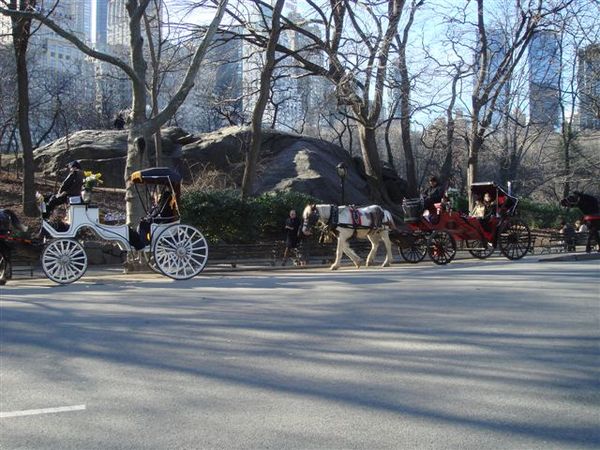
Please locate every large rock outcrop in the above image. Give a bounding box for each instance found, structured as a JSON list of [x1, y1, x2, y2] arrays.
[[33, 128, 188, 187], [30, 126, 407, 205]]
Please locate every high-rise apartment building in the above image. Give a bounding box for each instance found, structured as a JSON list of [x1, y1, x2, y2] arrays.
[[242, 2, 333, 130], [92, 0, 109, 46], [529, 31, 560, 129], [577, 44, 600, 130]]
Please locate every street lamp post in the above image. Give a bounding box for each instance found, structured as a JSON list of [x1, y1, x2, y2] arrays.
[[336, 162, 347, 205]]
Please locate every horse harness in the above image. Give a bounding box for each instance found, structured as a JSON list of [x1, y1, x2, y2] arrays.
[[316, 205, 384, 243]]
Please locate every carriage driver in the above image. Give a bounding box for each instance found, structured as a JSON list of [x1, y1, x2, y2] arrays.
[[422, 176, 444, 210], [43, 160, 84, 219]]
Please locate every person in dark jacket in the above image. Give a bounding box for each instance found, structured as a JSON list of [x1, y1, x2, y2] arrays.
[[135, 190, 177, 248], [282, 209, 301, 265], [422, 176, 444, 210], [113, 113, 125, 130], [43, 160, 84, 219]]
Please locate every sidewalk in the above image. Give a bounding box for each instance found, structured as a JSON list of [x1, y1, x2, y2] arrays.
[[538, 251, 600, 262]]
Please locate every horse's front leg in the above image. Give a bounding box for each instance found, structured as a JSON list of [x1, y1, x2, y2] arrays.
[[330, 239, 344, 270], [381, 231, 393, 267], [366, 233, 380, 267]]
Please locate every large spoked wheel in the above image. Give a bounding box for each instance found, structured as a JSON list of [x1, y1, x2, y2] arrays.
[[0, 248, 12, 285], [399, 233, 427, 263], [466, 238, 495, 259], [498, 218, 531, 260], [428, 231, 456, 265], [142, 252, 162, 274], [153, 224, 209, 280], [42, 239, 88, 284]]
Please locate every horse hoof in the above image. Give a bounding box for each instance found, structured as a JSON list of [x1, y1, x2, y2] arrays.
[[330, 265, 339, 271]]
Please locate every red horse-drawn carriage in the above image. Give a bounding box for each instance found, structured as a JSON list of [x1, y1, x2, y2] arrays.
[[399, 182, 531, 265]]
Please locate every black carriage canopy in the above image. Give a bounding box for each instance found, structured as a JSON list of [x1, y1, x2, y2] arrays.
[[131, 167, 181, 197], [470, 182, 518, 215]]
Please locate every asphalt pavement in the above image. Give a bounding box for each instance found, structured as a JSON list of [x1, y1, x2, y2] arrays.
[[1, 257, 599, 449]]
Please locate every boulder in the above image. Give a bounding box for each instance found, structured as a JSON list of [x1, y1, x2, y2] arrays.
[[33, 127, 188, 187], [181, 127, 375, 205], [31, 126, 407, 206]]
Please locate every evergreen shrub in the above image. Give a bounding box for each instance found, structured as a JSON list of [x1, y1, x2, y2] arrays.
[[181, 189, 320, 243]]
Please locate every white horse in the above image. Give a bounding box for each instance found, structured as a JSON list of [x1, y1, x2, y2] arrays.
[[301, 204, 396, 270]]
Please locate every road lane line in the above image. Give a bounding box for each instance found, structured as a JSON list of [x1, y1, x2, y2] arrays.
[[0, 404, 86, 418]]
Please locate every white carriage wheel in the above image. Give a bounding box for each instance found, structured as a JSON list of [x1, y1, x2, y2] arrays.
[[152, 224, 208, 280], [42, 238, 88, 284]]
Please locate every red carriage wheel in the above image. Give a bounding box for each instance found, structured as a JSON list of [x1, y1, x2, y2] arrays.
[[399, 233, 427, 263], [427, 231, 456, 265], [498, 218, 531, 260], [466, 239, 495, 259]]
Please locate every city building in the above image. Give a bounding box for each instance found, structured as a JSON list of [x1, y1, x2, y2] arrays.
[[529, 31, 560, 129], [577, 44, 600, 130], [242, 2, 334, 131]]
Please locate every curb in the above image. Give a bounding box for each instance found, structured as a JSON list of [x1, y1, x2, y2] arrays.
[[538, 253, 600, 262]]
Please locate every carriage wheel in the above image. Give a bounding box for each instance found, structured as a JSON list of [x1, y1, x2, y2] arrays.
[[0, 249, 11, 285], [153, 224, 209, 280], [466, 239, 495, 259], [427, 231, 456, 265], [399, 233, 427, 263], [498, 218, 531, 260], [41, 239, 88, 284], [142, 252, 162, 274]]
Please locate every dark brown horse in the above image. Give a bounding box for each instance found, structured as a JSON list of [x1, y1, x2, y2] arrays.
[[561, 192, 600, 253]]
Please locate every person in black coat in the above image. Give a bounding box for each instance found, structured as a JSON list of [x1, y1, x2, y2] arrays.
[[43, 160, 84, 219], [134, 190, 177, 248], [282, 209, 301, 265], [422, 176, 444, 210]]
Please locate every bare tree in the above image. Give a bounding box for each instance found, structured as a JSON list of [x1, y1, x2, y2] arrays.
[[1, 0, 229, 224], [240, 0, 285, 199], [3, 0, 37, 216], [227, 0, 406, 203], [466, 0, 570, 207]]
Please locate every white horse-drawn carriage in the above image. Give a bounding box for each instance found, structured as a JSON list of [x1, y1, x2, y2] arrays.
[[38, 167, 208, 284]]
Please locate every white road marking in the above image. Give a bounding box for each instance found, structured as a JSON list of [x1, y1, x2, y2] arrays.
[[0, 404, 86, 418]]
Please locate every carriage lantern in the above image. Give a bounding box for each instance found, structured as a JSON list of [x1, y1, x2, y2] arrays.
[[336, 162, 347, 204]]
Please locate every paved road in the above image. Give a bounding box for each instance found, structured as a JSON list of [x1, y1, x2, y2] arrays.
[[1, 258, 599, 449]]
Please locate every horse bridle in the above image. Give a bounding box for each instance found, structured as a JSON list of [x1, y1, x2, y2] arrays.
[[302, 206, 320, 235]]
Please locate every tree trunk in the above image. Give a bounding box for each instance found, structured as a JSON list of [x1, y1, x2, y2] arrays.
[[240, 0, 285, 200], [11, 3, 36, 216], [357, 124, 384, 202], [562, 134, 571, 199], [384, 117, 395, 169], [398, 48, 417, 198], [467, 122, 483, 208], [439, 116, 455, 188]]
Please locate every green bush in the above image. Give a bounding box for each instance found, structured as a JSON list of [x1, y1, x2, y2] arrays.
[[181, 189, 319, 243], [518, 199, 581, 229]]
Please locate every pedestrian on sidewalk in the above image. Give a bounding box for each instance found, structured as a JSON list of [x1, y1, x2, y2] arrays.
[[282, 209, 300, 266]]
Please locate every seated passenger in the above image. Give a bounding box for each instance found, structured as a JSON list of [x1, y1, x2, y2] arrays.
[[470, 196, 485, 218], [137, 190, 176, 247], [482, 192, 495, 218]]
